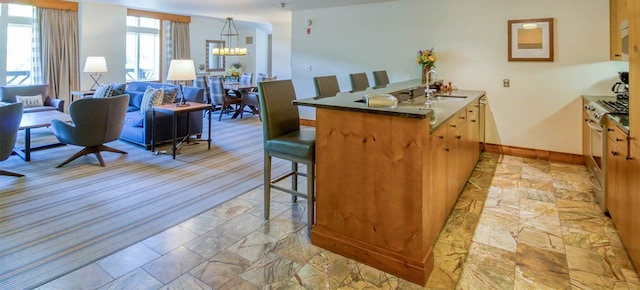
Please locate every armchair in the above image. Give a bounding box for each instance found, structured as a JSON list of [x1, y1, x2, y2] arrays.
[[0, 84, 64, 113], [0, 102, 24, 177], [52, 94, 129, 168]]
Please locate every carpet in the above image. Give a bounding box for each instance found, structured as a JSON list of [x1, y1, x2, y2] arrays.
[[0, 116, 287, 289]]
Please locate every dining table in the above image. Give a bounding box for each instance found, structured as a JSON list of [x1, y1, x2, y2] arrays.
[[225, 83, 259, 119]]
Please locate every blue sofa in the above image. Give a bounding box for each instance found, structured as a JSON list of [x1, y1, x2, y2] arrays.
[[119, 81, 205, 149]]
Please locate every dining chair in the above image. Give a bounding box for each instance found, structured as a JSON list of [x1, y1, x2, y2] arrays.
[[313, 75, 340, 98], [349, 72, 369, 92], [258, 79, 316, 235], [241, 76, 276, 121], [372, 70, 390, 89], [208, 75, 242, 121], [0, 102, 24, 177], [239, 72, 253, 85]]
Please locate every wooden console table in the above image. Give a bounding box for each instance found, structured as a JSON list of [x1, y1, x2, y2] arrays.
[[150, 102, 213, 159]]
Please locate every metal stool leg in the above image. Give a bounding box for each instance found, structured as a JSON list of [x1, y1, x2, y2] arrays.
[[291, 162, 298, 202], [264, 151, 272, 219]]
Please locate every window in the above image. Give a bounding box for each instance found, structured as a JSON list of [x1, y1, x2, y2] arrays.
[[126, 16, 160, 82], [0, 4, 35, 86]]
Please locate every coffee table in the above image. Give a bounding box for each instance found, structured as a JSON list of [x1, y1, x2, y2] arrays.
[[15, 110, 72, 161]]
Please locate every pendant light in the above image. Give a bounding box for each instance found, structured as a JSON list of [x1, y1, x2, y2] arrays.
[[212, 17, 247, 56]]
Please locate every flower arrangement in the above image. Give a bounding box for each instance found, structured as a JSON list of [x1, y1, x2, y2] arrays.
[[416, 48, 436, 68], [198, 64, 206, 71]]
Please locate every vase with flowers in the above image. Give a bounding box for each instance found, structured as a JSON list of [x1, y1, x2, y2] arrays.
[[416, 48, 436, 85]]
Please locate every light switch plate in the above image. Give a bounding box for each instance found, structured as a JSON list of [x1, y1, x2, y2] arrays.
[[503, 79, 510, 87]]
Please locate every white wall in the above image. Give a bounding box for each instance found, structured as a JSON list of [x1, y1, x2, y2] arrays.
[[78, 2, 127, 87], [291, 0, 628, 155]]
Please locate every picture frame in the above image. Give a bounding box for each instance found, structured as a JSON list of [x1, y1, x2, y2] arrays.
[[508, 18, 554, 62]]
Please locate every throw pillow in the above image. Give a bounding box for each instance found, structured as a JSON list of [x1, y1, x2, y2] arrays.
[[15, 95, 44, 107], [139, 86, 164, 112], [93, 84, 113, 98], [160, 86, 179, 104], [110, 82, 127, 97]]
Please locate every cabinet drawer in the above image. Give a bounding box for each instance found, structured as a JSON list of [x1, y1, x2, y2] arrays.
[[467, 104, 478, 123], [606, 121, 627, 145]]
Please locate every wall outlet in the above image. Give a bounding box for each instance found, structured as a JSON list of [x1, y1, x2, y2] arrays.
[[503, 79, 510, 87], [305, 65, 312, 71]]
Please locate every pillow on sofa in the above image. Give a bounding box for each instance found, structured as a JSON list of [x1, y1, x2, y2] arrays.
[[160, 86, 178, 104], [16, 94, 44, 107], [110, 82, 127, 97], [139, 86, 164, 112], [124, 111, 144, 127], [93, 84, 113, 98], [126, 91, 144, 112]]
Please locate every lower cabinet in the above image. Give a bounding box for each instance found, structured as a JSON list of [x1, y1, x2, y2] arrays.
[[430, 125, 448, 234], [605, 120, 629, 242], [628, 141, 640, 270]]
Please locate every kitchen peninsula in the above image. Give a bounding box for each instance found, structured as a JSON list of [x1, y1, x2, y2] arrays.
[[294, 80, 485, 285]]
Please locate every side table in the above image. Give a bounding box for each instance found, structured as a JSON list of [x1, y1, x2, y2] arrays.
[[150, 102, 213, 159], [70, 90, 95, 102]]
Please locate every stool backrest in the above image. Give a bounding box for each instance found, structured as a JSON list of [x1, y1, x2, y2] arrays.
[[313, 75, 340, 98], [258, 79, 300, 141], [349, 72, 369, 92], [373, 70, 389, 88]]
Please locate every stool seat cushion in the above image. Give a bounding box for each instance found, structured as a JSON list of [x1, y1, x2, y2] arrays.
[[264, 129, 315, 160]]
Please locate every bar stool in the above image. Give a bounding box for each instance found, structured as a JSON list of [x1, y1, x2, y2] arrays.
[[349, 72, 369, 92], [258, 79, 316, 235], [372, 70, 389, 89], [313, 75, 340, 98]]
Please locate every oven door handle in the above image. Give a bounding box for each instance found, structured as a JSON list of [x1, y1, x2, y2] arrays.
[[588, 174, 603, 191], [586, 120, 603, 132]]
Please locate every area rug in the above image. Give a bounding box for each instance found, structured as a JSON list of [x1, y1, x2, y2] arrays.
[[0, 117, 287, 289]]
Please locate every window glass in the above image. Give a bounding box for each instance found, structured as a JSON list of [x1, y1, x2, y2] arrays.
[[8, 4, 32, 17], [6, 24, 33, 85], [126, 16, 160, 82], [1, 4, 35, 86]]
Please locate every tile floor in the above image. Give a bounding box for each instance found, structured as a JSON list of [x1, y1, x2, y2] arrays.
[[37, 153, 639, 289]]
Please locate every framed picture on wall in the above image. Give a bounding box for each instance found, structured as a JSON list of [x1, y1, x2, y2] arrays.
[[508, 18, 554, 61]]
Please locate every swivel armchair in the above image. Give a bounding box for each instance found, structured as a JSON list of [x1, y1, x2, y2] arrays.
[[258, 79, 315, 235], [0, 102, 24, 177], [51, 94, 129, 168]]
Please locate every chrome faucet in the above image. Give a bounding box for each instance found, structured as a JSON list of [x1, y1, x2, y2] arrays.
[[426, 69, 437, 88]]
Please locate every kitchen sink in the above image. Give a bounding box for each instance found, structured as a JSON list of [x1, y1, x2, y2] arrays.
[[432, 94, 467, 101]]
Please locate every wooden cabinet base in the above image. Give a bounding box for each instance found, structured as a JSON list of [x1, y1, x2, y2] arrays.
[[311, 226, 433, 285]]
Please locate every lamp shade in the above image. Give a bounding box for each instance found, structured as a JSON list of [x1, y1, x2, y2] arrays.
[[167, 59, 196, 81], [83, 56, 108, 73]]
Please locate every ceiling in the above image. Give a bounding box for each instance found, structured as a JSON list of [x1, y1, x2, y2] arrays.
[[75, 0, 398, 26]]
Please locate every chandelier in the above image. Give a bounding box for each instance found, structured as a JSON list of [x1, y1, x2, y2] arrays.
[[213, 17, 247, 56]]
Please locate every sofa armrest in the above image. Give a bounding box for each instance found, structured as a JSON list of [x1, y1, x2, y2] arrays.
[[45, 97, 65, 112]]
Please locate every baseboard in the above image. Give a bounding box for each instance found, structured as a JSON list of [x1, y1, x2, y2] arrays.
[[484, 143, 584, 165], [300, 118, 316, 127]]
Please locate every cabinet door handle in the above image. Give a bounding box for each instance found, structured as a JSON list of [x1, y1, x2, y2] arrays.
[[460, 116, 466, 120], [615, 53, 622, 57], [608, 128, 614, 132], [450, 124, 457, 128], [612, 151, 619, 156], [616, 138, 624, 142], [456, 135, 462, 139], [445, 148, 450, 152], [438, 135, 444, 139], [471, 120, 477, 123]]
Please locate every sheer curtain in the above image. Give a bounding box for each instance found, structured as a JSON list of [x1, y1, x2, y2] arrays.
[[164, 20, 192, 85], [38, 7, 79, 106]]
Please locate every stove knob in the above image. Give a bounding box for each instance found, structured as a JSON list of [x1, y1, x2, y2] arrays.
[[593, 112, 600, 119]]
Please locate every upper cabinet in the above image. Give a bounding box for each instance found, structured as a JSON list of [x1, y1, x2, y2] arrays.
[[611, 0, 629, 61]]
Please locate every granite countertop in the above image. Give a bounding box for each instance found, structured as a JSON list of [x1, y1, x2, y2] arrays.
[[294, 79, 486, 132]]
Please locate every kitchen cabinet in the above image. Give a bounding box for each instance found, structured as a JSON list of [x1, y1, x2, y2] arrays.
[[605, 119, 629, 243], [466, 102, 480, 169], [610, 0, 628, 60], [446, 110, 466, 214], [430, 125, 448, 234], [625, 0, 639, 271]]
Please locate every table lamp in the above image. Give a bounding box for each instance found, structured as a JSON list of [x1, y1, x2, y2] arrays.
[[167, 59, 196, 107], [83, 56, 108, 90]]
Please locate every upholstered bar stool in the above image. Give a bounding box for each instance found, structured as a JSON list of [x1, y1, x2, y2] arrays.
[[258, 79, 316, 235], [372, 70, 389, 89], [313, 75, 340, 98], [349, 72, 369, 92]]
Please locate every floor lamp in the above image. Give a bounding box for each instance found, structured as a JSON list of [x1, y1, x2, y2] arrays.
[[167, 59, 196, 107], [84, 56, 108, 90]]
